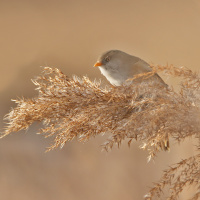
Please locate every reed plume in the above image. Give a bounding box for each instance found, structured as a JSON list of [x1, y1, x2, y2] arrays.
[[2, 65, 199, 199]]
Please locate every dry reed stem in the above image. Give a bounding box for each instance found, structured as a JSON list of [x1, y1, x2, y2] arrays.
[[1, 65, 200, 199]]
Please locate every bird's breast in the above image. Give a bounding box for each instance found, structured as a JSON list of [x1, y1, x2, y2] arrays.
[[98, 66, 124, 86]]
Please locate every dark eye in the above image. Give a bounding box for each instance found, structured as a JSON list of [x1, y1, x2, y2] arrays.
[[105, 56, 110, 62]]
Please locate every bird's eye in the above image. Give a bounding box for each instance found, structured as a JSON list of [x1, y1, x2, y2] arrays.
[[105, 56, 110, 62]]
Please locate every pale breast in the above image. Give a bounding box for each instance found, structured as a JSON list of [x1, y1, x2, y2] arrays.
[[98, 67, 123, 86]]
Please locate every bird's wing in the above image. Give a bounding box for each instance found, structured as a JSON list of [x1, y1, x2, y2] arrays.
[[130, 59, 152, 75], [131, 59, 167, 86]]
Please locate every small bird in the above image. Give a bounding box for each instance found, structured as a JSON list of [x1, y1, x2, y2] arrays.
[[94, 50, 166, 87], [94, 50, 169, 151]]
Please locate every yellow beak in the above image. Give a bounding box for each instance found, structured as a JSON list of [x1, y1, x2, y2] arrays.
[[93, 62, 102, 67]]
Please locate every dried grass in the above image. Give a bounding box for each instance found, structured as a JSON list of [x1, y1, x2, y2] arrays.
[[1, 65, 200, 199]]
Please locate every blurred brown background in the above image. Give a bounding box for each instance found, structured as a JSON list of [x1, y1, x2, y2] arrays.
[[0, 0, 199, 199]]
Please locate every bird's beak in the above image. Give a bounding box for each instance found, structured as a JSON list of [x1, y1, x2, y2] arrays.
[[93, 62, 102, 67]]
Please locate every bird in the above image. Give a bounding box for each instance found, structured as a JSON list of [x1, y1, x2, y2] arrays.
[[93, 50, 166, 87], [93, 50, 169, 151]]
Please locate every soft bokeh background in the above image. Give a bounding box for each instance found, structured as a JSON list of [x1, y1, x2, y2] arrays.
[[0, 0, 199, 199]]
